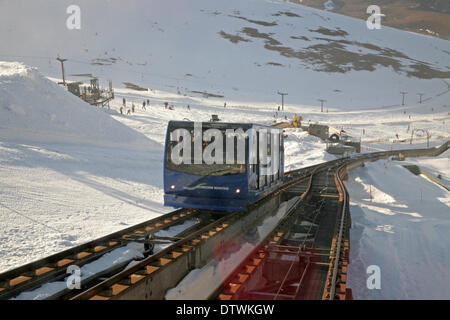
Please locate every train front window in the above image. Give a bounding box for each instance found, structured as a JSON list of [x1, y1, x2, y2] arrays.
[[165, 126, 247, 176]]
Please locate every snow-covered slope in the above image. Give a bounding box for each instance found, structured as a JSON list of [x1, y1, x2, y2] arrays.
[[346, 156, 450, 299], [0, 62, 156, 150], [0, 61, 332, 274], [0, 0, 448, 109]]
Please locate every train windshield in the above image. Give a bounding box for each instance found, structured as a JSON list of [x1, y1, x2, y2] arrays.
[[165, 124, 247, 176]]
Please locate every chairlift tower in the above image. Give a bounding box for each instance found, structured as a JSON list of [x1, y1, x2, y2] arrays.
[[277, 92, 288, 111], [56, 57, 68, 86], [318, 99, 326, 113]]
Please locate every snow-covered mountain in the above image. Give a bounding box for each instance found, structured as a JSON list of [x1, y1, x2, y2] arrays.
[[0, 0, 449, 109]]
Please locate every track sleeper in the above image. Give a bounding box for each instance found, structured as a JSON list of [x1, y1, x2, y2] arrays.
[[181, 245, 192, 252], [129, 274, 146, 284], [110, 283, 129, 296], [9, 276, 31, 287], [159, 258, 172, 266], [236, 273, 249, 283], [89, 294, 111, 300], [93, 246, 107, 252], [145, 265, 160, 274], [35, 266, 54, 276], [245, 265, 256, 274], [56, 258, 74, 267], [171, 251, 183, 259], [76, 252, 92, 259], [227, 283, 241, 294]]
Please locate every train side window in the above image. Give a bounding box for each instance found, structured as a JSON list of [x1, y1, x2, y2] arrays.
[[256, 130, 263, 189], [275, 132, 281, 181], [267, 132, 273, 185]]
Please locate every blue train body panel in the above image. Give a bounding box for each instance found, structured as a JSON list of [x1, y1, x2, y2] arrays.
[[163, 121, 284, 212], [164, 170, 249, 211]]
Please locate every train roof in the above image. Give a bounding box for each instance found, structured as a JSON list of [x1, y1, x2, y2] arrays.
[[167, 120, 280, 130]]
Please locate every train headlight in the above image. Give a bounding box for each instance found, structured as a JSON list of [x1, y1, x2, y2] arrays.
[[236, 189, 240, 194], [171, 185, 175, 190]]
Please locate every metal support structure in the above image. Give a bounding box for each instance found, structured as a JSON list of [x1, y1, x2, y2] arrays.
[[318, 99, 326, 113], [56, 58, 68, 86], [410, 128, 431, 147], [417, 93, 424, 104], [278, 92, 288, 111], [400, 92, 408, 106]]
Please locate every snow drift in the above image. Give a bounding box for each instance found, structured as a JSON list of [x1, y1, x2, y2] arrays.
[[0, 61, 156, 150]]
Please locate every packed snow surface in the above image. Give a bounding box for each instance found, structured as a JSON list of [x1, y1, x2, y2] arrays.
[[346, 156, 450, 299]]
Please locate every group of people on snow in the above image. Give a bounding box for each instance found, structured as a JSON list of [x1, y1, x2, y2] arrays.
[[119, 97, 193, 115], [120, 98, 152, 115]]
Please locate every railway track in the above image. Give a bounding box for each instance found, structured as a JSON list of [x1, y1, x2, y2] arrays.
[[209, 161, 350, 300], [0, 208, 214, 300], [1, 141, 448, 300], [0, 165, 315, 301], [207, 141, 449, 300], [70, 168, 318, 300]]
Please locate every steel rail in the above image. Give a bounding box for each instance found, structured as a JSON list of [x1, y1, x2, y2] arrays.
[[0, 164, 317, 301], [327, 165, 348, 300], [273, 197, 324, 300], [71, 167, 318, 300], [208, 168, 317, 300], [71, 212, 242, 300], [0, 208, 200, 300], [68, 141, 450, 300]]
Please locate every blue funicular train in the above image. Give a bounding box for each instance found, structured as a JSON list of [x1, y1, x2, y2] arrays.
[[163, 121, 284, 212]]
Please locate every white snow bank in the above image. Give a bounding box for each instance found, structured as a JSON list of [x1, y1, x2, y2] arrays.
[[346, 158, 450, 299], [403, 154, 450, 187], [284, 129, 336, 170], [0, 62, 157, 150]]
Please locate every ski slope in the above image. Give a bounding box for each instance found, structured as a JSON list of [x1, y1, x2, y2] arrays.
[[0, 0, 449, 109]]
